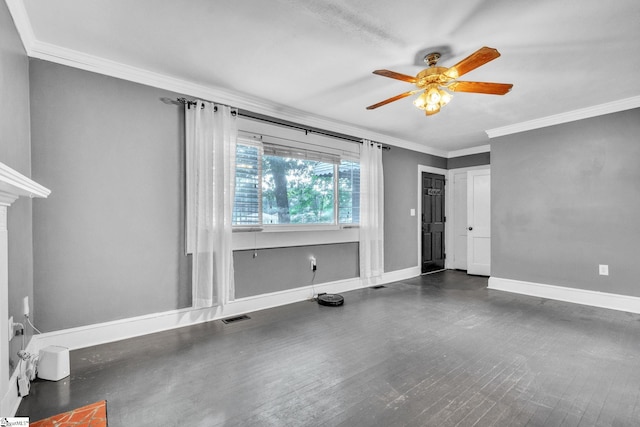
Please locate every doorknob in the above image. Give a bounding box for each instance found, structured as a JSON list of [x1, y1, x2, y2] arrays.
[[468, 226, 473, 231]]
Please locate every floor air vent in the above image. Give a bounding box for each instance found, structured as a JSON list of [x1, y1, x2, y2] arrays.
[[370, 285, 386, 289], [221, 315, 251, 324]]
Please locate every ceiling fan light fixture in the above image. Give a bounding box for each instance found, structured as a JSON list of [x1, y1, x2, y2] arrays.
[[368, 46, 512, 116], [425, 104, 440, 115], [439, 89, 452, 105], [413, 92, 428, 109], [426, 85, 441, 105], [413, 85, 452, 115], [444, 68, 459, 79]]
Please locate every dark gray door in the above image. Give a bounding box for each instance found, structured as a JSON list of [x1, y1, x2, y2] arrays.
[[422, 172, 445, 273]]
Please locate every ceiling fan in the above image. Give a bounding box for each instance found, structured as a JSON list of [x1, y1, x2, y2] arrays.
[[367, 46, 513, 116]]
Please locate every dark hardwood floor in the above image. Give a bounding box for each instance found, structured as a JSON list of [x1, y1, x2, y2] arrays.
[[17, 270, 640, 426]]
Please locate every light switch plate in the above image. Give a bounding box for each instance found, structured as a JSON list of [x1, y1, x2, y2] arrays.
[[599, 264, 609, 276]]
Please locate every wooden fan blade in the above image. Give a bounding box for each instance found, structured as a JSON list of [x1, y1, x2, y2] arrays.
[[444, 46, 501, 79], [366, 90, 420, 110], [372, 69, 417, 84], [447, 81, 513, 95]]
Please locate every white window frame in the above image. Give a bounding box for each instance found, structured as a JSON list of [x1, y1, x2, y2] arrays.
[[232, 133, 360, 232], [233, 135, 264, 231]]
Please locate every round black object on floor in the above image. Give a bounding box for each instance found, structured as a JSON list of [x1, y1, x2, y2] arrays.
[[317, 293, 344, 307]]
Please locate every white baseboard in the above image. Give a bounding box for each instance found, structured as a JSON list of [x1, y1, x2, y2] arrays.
[[488, 277, 640, 314], [1, 337, 38, 416], [228, 277, 363, 315], [1, 372, 19, 417], [382, 266, 421, 284], [5, 266, 422, 415], [33, 268, 421, 353]]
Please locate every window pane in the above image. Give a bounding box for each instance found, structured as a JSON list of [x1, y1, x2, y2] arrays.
[[338, 160, 360, 224], [262, 156, 334, 224], [233, 144, 260, 225]]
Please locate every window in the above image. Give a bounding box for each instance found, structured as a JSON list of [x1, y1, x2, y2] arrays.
[[338, 160, 360, 224], [233, 140, 360, 228], [233, 143, 261, 226], [263, 155, 334, 224]]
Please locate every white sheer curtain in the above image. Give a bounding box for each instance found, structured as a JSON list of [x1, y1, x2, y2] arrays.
[[359, 139, 384, 284], [185, 100, 237, 308]]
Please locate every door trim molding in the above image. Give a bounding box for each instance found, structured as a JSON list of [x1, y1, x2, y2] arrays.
[[417, 165, 449, 271], [489, 277, 640, 314]]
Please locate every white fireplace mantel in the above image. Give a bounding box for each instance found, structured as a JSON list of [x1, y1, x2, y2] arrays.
[[1, 160, 50, 415], [0, 161, 51, 205]]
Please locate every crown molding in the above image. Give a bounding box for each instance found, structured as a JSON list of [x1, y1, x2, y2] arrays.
[[23, 39, 449, 158], [486, 96, 640, 139], [447, 144, 490, 158], [9, 1, 638, 159], [4, 0, 448, 157]]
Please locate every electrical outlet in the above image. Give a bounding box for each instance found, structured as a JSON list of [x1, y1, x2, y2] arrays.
[[8, 316, 13, 342], [310, 256, 317, 271], [23, 296, 29, 317], [599, 264, 609, 276]]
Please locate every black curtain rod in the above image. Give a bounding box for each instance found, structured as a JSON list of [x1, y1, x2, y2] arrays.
[[175, 97, 390, 150], [177, 97, 205, 109], [177, 98, 236, 115]]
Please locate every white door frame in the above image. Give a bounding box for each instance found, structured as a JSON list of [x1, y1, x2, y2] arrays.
[[417, 165, 449, 271]]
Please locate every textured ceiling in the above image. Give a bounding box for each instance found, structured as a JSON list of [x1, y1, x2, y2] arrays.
[[14, 0, 640, 153]]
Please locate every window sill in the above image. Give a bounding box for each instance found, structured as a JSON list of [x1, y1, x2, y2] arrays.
[[232, 227, 359, 250], [252, 224, 342, 233]]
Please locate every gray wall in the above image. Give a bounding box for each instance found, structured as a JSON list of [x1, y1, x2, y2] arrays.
[[447, 152, 490, 169], [27, 57, 464, 332], [234, 145, 448, 295], [30, 60, 191, 331], [383, 147, 447, 272], [1, 1, 34, 376], [234, 243, 358, 298], [26, 61, 374, 332], [235, 145, 449, 295], [492, 108, 640, 297]]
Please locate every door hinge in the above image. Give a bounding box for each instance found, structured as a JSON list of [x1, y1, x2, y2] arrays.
[[444, 253, 447, 259], [444, 216, 446, 223]]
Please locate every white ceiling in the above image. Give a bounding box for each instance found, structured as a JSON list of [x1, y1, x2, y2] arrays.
[[10, 0, 640, 153]]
